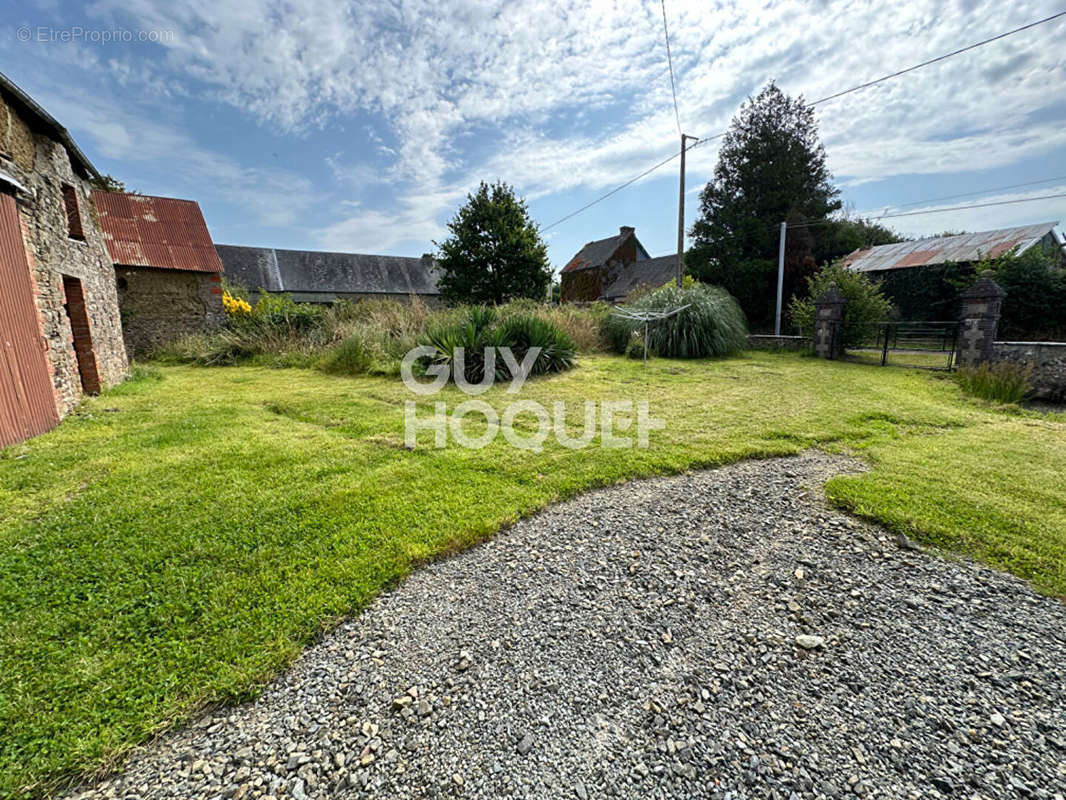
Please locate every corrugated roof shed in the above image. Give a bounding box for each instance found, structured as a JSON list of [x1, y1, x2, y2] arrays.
[[843, 222, 1059, 273], [603, 255, 678, 301], [215, 245, 441, 296], [93, 191, 224, 273]]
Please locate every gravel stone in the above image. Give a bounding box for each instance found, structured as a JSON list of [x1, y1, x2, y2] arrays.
[[67, 453, 1066, 799]]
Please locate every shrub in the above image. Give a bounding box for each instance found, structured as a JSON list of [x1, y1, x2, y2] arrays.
[[494, 314, 576, 375], [242, 292, 323, 334], [320, 331, 375, 375], [418, 308, 576, 383], [603, 282, 748, 359], [956, 362, 1032, 404], [789, 263, 893, 348], [979, 247, 1066, 341]]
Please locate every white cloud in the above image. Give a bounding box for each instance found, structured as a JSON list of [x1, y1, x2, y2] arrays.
[[28, 0, 1066, 247], [38, 92, 315, 230]]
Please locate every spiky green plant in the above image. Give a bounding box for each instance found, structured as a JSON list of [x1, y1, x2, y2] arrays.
[[493, 314, 576, 376]]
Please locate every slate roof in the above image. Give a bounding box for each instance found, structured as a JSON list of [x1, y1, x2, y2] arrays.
[[562, 227, 648, 273], [215, 245, 441, 297], [93, 191, 224, 273], [843, 222, 1060, 273], [603, 255, 678, 301]]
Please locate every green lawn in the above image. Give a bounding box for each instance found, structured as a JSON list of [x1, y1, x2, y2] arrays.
[[1, 352, 1063, 797]]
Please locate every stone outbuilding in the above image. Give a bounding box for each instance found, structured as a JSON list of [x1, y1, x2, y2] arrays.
[[560, 226, 678, 303], [215, 244, 442, 305], [93, 191, 226, 357], [0, 70, 127, 447]]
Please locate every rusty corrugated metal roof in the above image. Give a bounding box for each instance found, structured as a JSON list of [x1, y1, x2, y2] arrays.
[[843, 222, 1059, 273], [92, 191, 224, 273]]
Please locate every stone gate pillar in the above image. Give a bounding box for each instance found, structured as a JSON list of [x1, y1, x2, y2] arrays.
[[813, 284, 845, 360], [956, 270, 1005, 367]]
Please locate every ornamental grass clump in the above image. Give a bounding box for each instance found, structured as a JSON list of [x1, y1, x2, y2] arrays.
[[956, 362, 1032, 405], [604, 281, 748, 359]]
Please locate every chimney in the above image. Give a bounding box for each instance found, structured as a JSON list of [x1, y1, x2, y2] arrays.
[[619, 226, 634, 236]]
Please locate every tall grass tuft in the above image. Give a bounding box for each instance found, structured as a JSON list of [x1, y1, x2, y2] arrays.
[[604, 282, 748, 359], [956, 362, 1032, 404]]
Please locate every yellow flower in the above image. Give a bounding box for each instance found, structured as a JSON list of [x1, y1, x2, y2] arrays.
[[223, 291, 252, 316]]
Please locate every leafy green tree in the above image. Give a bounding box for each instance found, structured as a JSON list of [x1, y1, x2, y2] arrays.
[[687, 82, 841, 330], [435, 181, 551, 305], [980, 246, 1066, 340], [817, 217, 902, 262], [789, 263, 893, 348], [89, 174, 128, 193]]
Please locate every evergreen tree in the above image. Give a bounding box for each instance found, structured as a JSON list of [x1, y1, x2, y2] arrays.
[[436, 181, 551, 305], [687, 83, 840, 329]]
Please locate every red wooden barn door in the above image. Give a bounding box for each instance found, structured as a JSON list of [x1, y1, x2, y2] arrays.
[[0, 191, 59, 447]]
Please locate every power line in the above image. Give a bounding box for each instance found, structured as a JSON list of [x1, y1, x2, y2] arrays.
[[807, 11, 1066, 107], [661, 0, 683, 137], [540, 10, 1066, 232], [874, 191, 1066, 220], [886, 175, 1066, 210], [786, 191, 1066, 230], [543, 150, 682, 231]]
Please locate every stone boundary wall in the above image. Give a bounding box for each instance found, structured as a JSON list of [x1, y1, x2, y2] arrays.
[[747, 334, 811, 351], [991, 342, 1066, 402]]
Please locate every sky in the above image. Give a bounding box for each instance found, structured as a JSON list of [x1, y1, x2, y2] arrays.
[[2, 0, 1064, 274]]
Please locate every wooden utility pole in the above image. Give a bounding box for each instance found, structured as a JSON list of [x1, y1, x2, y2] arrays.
[[676, 134, 697, 288]]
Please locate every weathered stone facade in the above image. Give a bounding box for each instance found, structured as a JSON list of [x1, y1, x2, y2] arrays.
[[116, 267, 224, 357], [1, 93, 127, 420]]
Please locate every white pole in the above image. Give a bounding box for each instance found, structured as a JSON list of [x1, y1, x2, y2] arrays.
[[675, 134, 686, 288], [774, 221, 787, 336]]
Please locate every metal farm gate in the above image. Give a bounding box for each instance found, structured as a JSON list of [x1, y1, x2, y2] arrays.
[[847, 321, 960, 370], [0, 191, 59, 447]]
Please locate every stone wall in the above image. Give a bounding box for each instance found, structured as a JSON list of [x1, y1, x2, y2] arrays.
[[117, 267, 225, 357], [991, 342, 1066, 402], [747, 334, 811, 351], [1, 95, 127, 419]]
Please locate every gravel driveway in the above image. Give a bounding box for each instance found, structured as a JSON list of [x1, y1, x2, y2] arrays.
[[73, 453, 1066, 800]]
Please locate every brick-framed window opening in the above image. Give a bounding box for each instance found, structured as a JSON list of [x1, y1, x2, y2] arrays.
[[60, 183, 85, 240]]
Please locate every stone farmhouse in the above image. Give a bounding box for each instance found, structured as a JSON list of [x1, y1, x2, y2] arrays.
[[215, 244, 443, 305], [0, 70, 127, 447], [560, 226, 678, 303], [94, 191, 226, 357]]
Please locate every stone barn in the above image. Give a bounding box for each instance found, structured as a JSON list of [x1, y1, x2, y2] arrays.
[[0, 70, 127, 448], [93, 192, 225, 357], [560, 225, 678, 303]]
